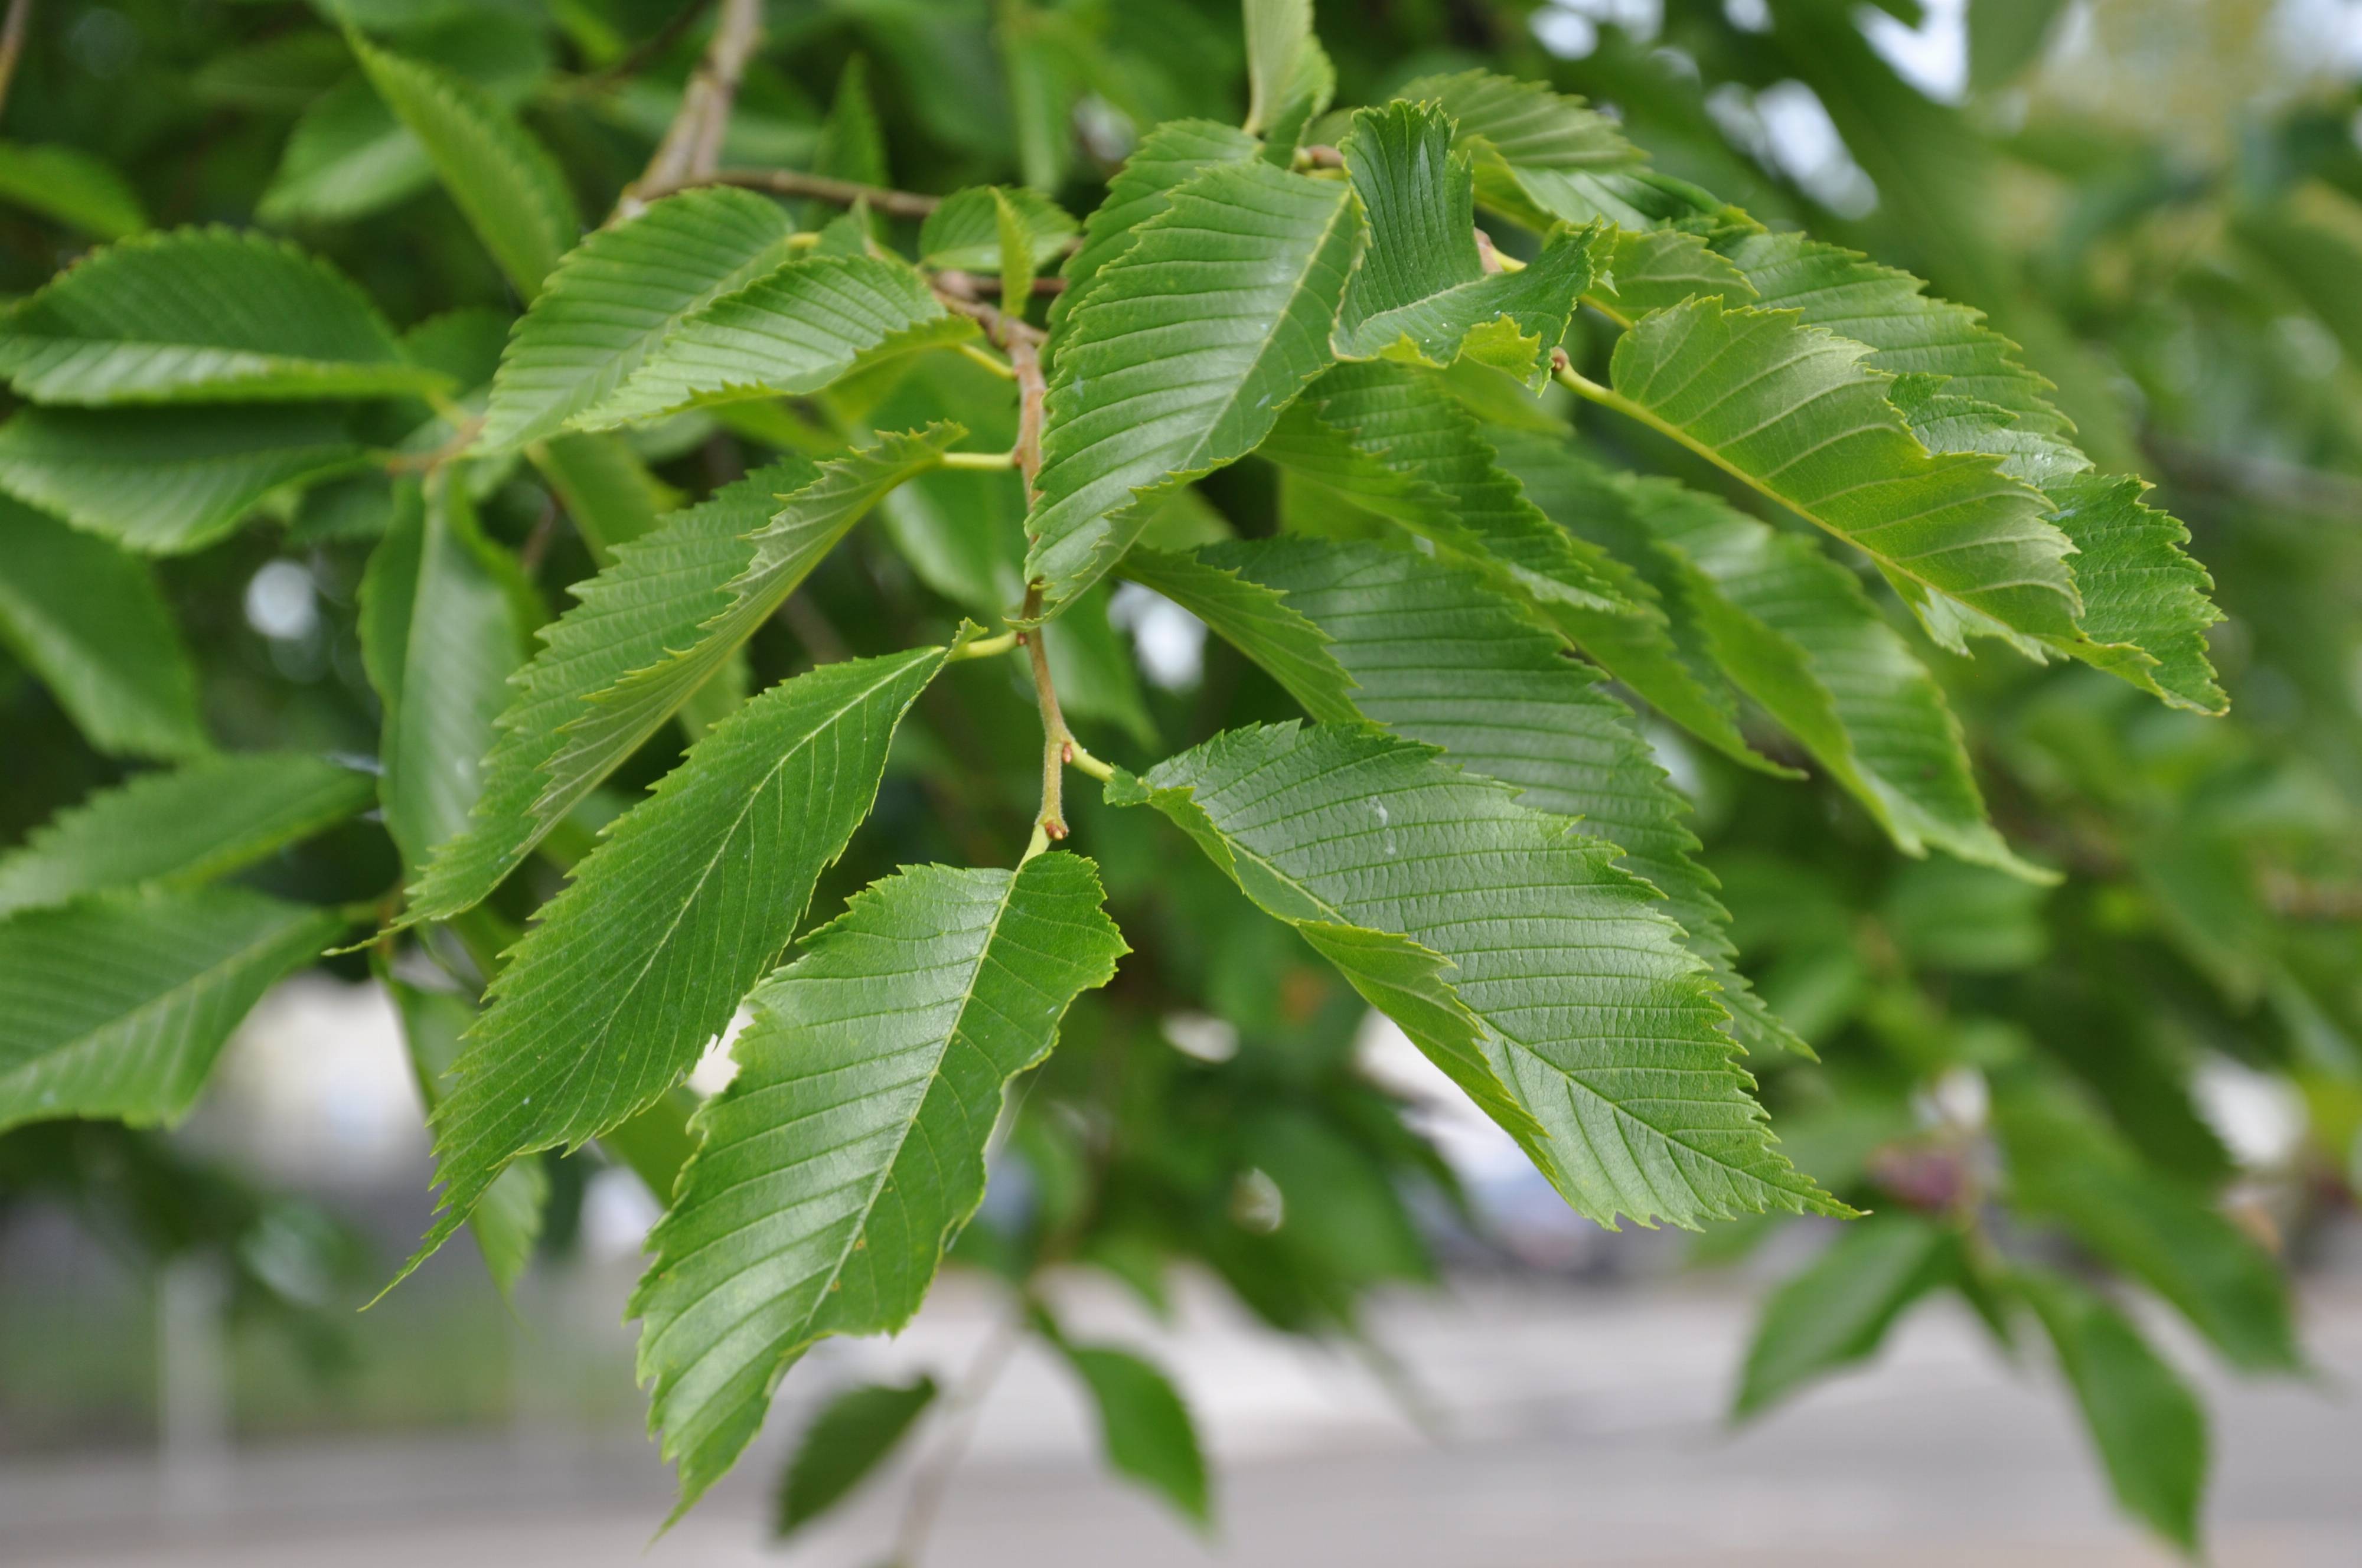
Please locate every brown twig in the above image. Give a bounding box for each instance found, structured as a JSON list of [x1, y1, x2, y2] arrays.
[[934, 268, 1069, 296], [384, 416, 487, 475], [2146, 434, 2362, 521], [656, 166, 942, 218], [890, 1304, 1026, 1567], [578, 0, 718, 89], [614, 0, 763, 220], [0, 0, 32, 122]]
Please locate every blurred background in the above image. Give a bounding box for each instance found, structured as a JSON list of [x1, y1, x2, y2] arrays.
[[6, 0, 2362, 1564]]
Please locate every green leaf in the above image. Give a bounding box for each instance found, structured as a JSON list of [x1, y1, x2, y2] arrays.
[[386, 977, 546, 1294], [260, 15, 550, 227], [1611, 462, 2051, 880], [1723, 231, 2224, 710], [1051, 118, 1261, 339], [1114, 548, 1361, 724], [1735, 1217, 1958, 1417], [1996, 1087, 2303, 1374], [0, 406, 366, 554], [2017, 1266, 2208, 1553], [351, 34, 580, 299], [0, 888, 340, 1133], [1109, 722, 1848, 1229], [1242, 0, 1313, 139], [1203, 537, 1805, 1057], [774, 1376, 938, 1537], [0, 143, 147, 238], [1722, 230, 2064, 440], [0, 754, 373, 918], [634, 853, 1124, 1508], [572, 254, 976, 430], [1050, 1335, 1211, 1524], [918, 185, 1079, 273], [0, 228, 441, 406], [409, 430, 955, 924], [1587, 226, 1758, 321], [262, 77, 438, 227], [994, 189, 1039, 318], [407, 646, 950, 1282], [1334, 102, 1601, 386], [1591, 295, 2083, 645], [359, 475, 533, 874], [479, 188, 800, 452], [0, 498, 208, 759], [2038, 472, 2226, 716], [1492, 430, 1790, 776], [600, 1089, 700, 1203], [1024, 158, 1363, 613], [1969, 0, 2073, 89], [528, 432, 678, 561], [810, 55, 888, 195], [1259, 362, 1636, 614], [1395, 70, 1701, 233]]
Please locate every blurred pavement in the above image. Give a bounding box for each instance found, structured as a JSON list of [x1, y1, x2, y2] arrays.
[[5, 1269, 2358, 1567]]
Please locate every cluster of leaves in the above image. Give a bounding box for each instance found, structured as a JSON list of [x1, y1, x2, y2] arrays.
[[0, 0, 2352, 1558]]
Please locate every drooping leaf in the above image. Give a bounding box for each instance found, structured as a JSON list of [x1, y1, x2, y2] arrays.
[[0, 143, 148, 238], [572, 255, 976, 430], [478, 188, 801, 452], [1024, 159, 1363, 612], [350, 34, 580, 299], [2017, 1265, 2208, 1553], [1996, 1087, 2303, 1374], [1723, 231, 2224, 708], [1597, 296, 2083, 645], [1610, 462, 2051, 880], [407, 646, 950, 1281], [1333, 102, 1601, 385], [0, 498, 209, 760], [0, 228, 441, 406], [1205, 537, 1805, 1057], [386, 976, 547, 1295], [1109, 723, 1848, 1229], [1258, 362, 1636, 614], [0, 754, 374, 917], [1735, 1216, 1958, 1416], [1051, 118, 1261, 338], [0, 406, 366, 554], [1053, 1337, 1211, 1524], [774, 1376, 939, 1537], [634, 854, 1124, 1508], [262, 77, 441, 226], [408, 430, 954, 924], [0, 888, 340, 1133], [917, 185, 1079, 273], [358, 475, 533, 874], [1489, 429, 1790, 776]]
